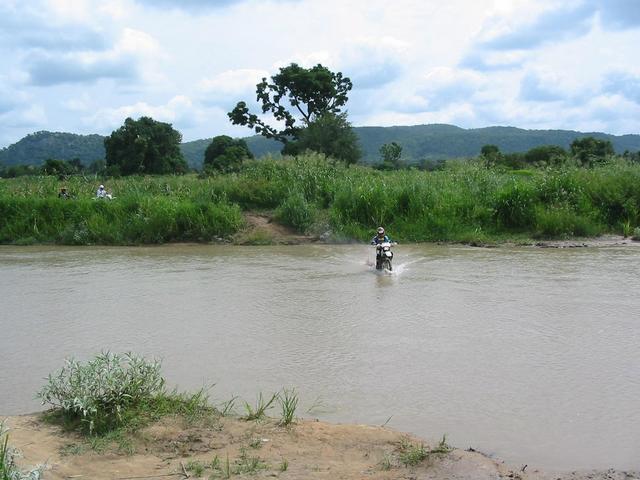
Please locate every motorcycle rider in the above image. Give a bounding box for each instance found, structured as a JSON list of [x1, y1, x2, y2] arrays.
[[371, 227, 395, 269], [371, 226, 391, 245]]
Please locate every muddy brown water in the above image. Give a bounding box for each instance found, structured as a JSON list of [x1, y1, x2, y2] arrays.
[[1, 244, 639, 471]]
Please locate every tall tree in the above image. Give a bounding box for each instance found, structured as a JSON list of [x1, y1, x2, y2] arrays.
[[104, 117, 187, 175], [228, 63, 353, 145], [203, 135, 253, 172]]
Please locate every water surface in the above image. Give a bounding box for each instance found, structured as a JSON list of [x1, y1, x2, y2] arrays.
[[1, 244, 639, 470]]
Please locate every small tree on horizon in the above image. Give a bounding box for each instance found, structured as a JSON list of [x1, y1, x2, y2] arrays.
[[379, 142, 403, 170], [480, 144, 502, 167], [570, 136, 615, 166]]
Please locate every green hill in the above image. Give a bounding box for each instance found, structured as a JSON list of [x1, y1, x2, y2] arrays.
[[355, 124, 640, 162], [0, 131, 105, 167], [2, 125, 639, 169]]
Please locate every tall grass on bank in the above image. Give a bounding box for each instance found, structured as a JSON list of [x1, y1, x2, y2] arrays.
[[37, 352, 213, 435], [0, 196, 243, 245], [2, 155, 640, 244]]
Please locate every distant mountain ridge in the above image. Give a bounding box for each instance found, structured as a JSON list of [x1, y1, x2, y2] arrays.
[[2, 125, 639, 169]]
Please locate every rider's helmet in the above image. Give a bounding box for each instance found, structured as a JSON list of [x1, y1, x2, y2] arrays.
[[99, 185, 104, 189], [377, 227, 385, 236]]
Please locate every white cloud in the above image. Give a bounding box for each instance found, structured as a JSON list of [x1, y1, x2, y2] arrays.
[[0, 104, 48, 129], [198, 68, 269, 104], [338, 36, 409, 89], [116, 28, 159, 55], [24, 27, 161, 86], [84, 95, 197, 132], [1, 0, 640, 147]]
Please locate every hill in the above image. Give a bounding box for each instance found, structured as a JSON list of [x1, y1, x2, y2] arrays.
[[2, 125, 639, 169], [354, 124, 640, 162], [0, 131, 105, 167]]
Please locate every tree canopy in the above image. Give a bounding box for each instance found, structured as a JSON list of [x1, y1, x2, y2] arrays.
[[570, 136, 615, 166], [524, 145, 567, 166], [203, 135, 253, 172], [282, 113, 361, 164], [104, 117, 187, 176], [480, 144, 502, 166], [41, 158, 84, 176], [228, 63, 352, 145], [378, 142, 403, 170]]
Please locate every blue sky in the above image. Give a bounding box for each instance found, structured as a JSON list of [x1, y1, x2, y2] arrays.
[[1, 0, 639, 147]]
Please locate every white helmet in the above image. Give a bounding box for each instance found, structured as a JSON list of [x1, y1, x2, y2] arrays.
[[377, 227, 385, 235], [99, 185, 104, 189]]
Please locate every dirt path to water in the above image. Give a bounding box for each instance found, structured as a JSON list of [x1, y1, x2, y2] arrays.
[[234, 213, 319, 245], [5, 415, 638, 480]]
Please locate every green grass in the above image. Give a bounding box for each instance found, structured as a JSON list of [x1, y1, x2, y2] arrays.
[[248, 438, 263, 449], [431, 434, 452, 455], [242, 392, 278, 421], [277, 388, 299, 426], [398, 440, 428, 466], [185, 460, 206, 477], [2, 154, 640, 244], [396, 435, 452, 468], [233, 448, 268, 475], [219, 396, 238, 417], [275, 192, 317, 233]]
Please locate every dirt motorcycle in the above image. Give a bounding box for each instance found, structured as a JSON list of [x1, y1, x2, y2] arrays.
[[374, 241, 395, 271]]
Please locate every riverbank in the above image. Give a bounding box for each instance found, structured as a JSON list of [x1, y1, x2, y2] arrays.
[[5, 414, 638, 480], [234, 211, 640, 248], [2, 157, 640, 246]]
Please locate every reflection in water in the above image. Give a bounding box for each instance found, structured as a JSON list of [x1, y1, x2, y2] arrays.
[[1, 244, 639, 470]]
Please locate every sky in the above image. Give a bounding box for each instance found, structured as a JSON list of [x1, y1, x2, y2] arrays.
[[1, 0, 639, 147]]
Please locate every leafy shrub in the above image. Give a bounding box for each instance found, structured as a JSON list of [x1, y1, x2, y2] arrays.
[[37, 352, 165, 434], [633, 227, 640, 241]]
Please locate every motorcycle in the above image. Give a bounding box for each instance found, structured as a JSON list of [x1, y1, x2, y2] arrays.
[[374, 241, 394, 271]]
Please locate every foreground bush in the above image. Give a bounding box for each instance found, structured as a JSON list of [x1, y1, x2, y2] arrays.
[[37, 352, 210, 435]]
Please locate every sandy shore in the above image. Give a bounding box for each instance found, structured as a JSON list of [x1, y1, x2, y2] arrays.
[[4, 414, 638, 480]]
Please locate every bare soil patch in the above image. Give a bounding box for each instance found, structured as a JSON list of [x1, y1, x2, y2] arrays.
[[234, 213, 319, 245], [5, 415, 638, 480]]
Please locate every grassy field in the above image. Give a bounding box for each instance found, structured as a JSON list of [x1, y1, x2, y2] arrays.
[[1, 153, 639, 245]]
